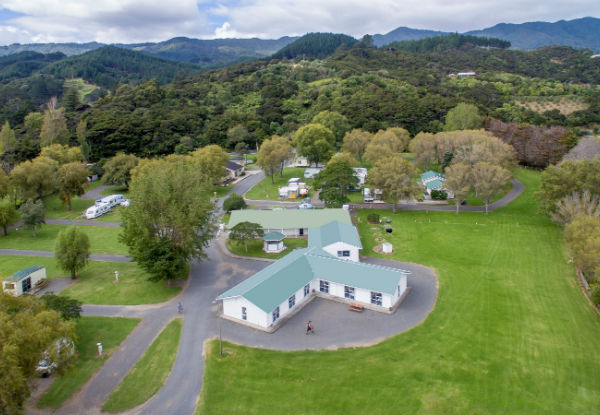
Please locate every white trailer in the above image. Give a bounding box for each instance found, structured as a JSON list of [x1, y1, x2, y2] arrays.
[[85, 202, 111, 219], [95, 194, 125, 208]]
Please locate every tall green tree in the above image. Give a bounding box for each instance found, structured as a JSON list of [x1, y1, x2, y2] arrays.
[[0, 169, 9, 199], [40, 144, 83, 165], [55, 227, 91, 279], [364, 128, 409, 165], [102, 153, 139, 188], [0, 121, 17, 154], [40, 293, 82, 320], [120, 158, 216, 283], [20, 199, 45, 237], [341, 129, 372, 163], [444, 162, 472, 214], [40, 102, 69, 147], [58, 162, 89, 210], [229, 221, 264, 253], [191, 145, 229, 186], [368, 155, 420, 213], [472, 162, 511, 214], [10, 157, 59, 201], [0, 198, 18, 236], [565, 215, 600, 281], [313, 160, 358, 208], [444, 103, 482, 131], [0, 293, 76, 415], [257, 135, 292, 184], [312, 111, 350, 146], [294, 124, 335, 167]]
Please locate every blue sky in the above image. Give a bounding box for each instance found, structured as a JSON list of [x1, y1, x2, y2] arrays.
[[0, 0, 598, 45]]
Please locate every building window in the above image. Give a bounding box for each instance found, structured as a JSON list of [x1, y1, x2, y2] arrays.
[[345, 286, 355, 300], [272, 306, 280, 322], [319, 280, 329, 294], [371, 291, 382, 306], [337, 250, 350, 257], [288, 294, 296, 309], [304, 283, 310, 297], [241, 307, 247, 320]]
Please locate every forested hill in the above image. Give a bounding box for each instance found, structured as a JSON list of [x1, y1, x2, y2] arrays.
[[1, 39, 599, 164], [272, 33, 358, 59], [40, 46, 203, 88], [388, 34, 511, 53]]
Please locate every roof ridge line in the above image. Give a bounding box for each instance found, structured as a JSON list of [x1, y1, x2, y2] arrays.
[[306, 251, 411, 274]]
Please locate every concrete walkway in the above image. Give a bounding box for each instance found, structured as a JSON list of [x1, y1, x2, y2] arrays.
[[80, 184, 115, 200]]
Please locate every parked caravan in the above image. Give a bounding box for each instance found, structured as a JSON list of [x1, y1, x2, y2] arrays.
[[85, 203, 111, 219], [95, 194, 125, 208]]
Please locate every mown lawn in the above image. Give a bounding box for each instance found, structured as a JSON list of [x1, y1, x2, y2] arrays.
[[44, 194, 95, 220], [60, 260, 182, 305], [36, 316, 140, 411], [0, 224, 127, 255], [226, 237, 308, 259], [245, 167, 312, 200], [102, 318, 183, 413], [198, 169, 600, 414]]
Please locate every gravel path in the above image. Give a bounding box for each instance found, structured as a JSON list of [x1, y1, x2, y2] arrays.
[[0, 249, 131, 262], [80, 185, 115, 200]]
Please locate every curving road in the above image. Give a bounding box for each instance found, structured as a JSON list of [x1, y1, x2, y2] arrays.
[[33, 169, 523, 415]]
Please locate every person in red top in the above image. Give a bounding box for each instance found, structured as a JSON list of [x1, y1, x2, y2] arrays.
[[306, 320, 314, 334]]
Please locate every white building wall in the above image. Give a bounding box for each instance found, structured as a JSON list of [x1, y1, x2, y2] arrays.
[[322, 242, 360, 262], [264, 228, 307, 237], [222, 297, 268, 328]]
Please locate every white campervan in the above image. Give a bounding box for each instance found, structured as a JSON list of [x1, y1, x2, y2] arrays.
[[95, 194, 125, 208], [85, 203, 111, 219]]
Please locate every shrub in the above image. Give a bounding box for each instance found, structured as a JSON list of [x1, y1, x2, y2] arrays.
[[431, 190, 448, 200], [223, 193, 246, 212], [367, 212, 380, 223], [590, 285, 600, 306]]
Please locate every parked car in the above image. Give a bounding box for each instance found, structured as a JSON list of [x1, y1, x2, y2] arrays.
[[120, 199, 130, 207]]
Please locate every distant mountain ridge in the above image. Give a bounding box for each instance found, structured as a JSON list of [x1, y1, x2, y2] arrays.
[[0, 16, 598, 68], [0, 36, 297, 69], [373, 17, 600, 53]]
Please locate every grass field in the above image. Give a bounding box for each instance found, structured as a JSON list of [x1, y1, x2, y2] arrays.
[[245, 168, 312, 200], [198, 169, 600, 414], [102, 318, 183, 413], [226, 237, 308, 259], [36, 316, 140, 410], [0, 224, 127, 255], [45, 195, 95, 220], [59, 261, 182, 305]]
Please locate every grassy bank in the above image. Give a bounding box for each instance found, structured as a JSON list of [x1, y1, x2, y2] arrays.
[[36, 317, 140, 410], [102, 318, 183, 412], [226, 238, 308, 259]]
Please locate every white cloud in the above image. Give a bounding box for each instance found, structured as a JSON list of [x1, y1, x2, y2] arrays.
[[0, 0, 598, 44]]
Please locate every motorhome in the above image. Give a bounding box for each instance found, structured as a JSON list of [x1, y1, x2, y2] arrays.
[[85, 203, 111, 219], [363, 188, 374, 202], [95, 194, 125, 208]]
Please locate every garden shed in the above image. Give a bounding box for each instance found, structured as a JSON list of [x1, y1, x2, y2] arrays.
[[3, 266, 46, 296], [263, 231, 286, 253]]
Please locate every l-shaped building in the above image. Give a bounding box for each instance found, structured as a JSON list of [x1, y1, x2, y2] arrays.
[[218, 220, 410, 331]]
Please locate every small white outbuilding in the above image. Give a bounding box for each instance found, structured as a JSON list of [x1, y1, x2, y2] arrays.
[[263, 231, 286, 253], [3, 266, 46, 296]]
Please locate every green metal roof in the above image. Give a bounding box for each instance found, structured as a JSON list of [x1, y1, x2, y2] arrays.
[[229, 209, 352, 229], [5, 265, 44, 282], [426, 179, 445, 190], [218, 247, 409, 313], [263, 231, 286, 241], [308, 221, 362, 249], [420, 170, 444, 182]]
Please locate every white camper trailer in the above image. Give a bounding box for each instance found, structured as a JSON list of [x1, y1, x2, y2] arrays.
[[95, 194, 125, 208], [85, 202, 111, 219]]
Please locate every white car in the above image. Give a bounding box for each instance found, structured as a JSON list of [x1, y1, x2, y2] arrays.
[[120, 199, 130, 207]]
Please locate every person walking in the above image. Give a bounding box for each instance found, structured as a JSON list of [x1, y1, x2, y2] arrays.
[[177, 302, 184, 314], [306, 320, 314, 334]]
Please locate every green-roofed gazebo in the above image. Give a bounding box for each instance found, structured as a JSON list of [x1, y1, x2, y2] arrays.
[[263, 231, 286, 253]]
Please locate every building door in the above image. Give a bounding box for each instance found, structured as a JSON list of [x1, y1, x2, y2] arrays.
[[21, 277, 31, 293], [299, 228, 304, 236]]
